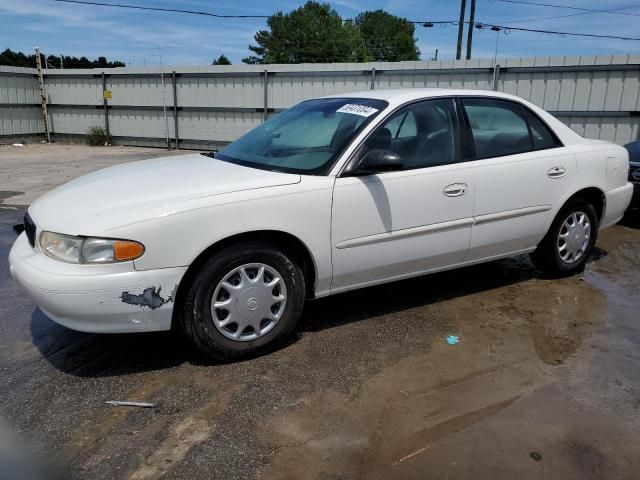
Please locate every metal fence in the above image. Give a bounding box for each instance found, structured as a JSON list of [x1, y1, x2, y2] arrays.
[[0, 66, 43, 138], [1, 55, 639, 148]]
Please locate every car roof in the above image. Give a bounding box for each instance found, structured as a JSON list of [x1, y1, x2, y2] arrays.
[[323, 88, 524, 106]]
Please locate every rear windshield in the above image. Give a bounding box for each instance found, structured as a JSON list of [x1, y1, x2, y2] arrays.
[[215, 97, 388, 175]]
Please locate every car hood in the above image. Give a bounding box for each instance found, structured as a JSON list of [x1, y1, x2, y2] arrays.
[[29, 153, 301, 235]]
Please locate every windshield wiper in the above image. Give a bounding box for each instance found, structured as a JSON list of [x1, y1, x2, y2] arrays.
[[200, 152, 215, 158]]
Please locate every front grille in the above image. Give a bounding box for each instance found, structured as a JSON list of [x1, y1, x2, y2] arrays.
[[24, 212, 36, 248], [630, 163, 640, 183]]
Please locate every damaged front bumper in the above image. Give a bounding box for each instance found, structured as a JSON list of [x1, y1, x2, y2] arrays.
[[8, 233, 187, 333]]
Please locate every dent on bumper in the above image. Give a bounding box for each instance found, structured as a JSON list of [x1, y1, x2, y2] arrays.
[[9, 233, 187, 333]]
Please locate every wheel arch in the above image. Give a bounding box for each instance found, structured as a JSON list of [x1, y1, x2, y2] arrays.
[[546, 186, 606, 234], [565, 187, 605, 222], [171, 230, 318, 328]]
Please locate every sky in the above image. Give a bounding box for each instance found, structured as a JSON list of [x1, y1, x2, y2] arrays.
[[1, 0, 639, 67]]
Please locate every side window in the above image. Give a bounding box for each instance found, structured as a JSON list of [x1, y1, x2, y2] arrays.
[[382, 111, 417, 139], [358, 98, 459, 170], [462, 98, 533, 159], [522, 109, 562, 150]]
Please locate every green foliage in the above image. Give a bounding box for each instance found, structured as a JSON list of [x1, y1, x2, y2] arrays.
[[242, 2, 419, 64], [86, 126, 113, 146], [355, 10, 420, 61], [0, 49, 125, 68], [242, 1, 372, 64], [212, 54, 232, 65]]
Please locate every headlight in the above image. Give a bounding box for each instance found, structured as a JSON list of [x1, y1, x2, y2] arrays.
[[39, 231, 145, 264]]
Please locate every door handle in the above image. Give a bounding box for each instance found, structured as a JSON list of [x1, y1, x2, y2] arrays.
[[547, 166, 566, 179], [443, 183, 468, 197]]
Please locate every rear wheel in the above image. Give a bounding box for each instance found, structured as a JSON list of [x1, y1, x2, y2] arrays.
[[180, 242, 305, 360], [530, 198, 598, 276]]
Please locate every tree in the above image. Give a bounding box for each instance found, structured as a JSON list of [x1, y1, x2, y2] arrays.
[[212, 54, 231, 65], [355, 10, 420, 61], [0, 49, 31, 67], [243, 1, 371, 64], [0, 49, 125, 68]]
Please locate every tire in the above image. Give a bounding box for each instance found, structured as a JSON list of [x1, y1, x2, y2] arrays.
[[530, 198, 599, 276], [180, 242, 305, 360]]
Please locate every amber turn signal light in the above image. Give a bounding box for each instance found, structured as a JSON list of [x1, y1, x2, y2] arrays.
[[113, 240, 145, 261]]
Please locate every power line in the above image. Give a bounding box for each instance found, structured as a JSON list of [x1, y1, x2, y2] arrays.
[[494, 0, 640, 17], [484, 22, 640, 40], [53, 0, 640, 42], [53, 0, 270, 18], [504, 5, 640, 23], [426, 20, 640, 41], [505, 11, 633, 24]]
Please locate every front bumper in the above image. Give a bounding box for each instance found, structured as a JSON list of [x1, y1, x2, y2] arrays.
[[9, 233, 187, 333]]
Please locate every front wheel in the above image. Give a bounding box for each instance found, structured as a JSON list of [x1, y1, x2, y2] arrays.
[[180, 242, 306, 360], [530, 198, 598, 276]]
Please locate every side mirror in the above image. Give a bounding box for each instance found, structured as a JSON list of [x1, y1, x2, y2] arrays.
[[355, 149, 403, 174]]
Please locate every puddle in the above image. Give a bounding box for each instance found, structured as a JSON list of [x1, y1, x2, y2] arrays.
[[255, 257, 607, 479]]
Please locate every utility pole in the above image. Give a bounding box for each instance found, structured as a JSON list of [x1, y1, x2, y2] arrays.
[[456, 0, 467, 60], [34, 48, 51, 143], [492, 26, 502, 67], [466, 0, 476, 60], [159, 46, 170, 150], [491, 26, 502, 91]]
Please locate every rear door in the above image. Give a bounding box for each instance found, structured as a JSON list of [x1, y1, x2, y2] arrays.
[[459, 97, 576, 261]]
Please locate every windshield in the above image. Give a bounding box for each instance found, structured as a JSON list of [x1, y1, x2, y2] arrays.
[[215, 97, 388, 175]]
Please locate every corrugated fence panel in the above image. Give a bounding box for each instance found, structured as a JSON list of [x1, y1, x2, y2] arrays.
[[109, 109, 173, 139], [0, 106, 42, 136], [0, 66, 43, 136], [560, 116, 640, 145], [46, 75, 102, 105], [49, 107, 103, 134], [179, 76, 263, 109], [107, 76, 171, 107], [1, 57, 639, 144], [179, 111, 263, 142]]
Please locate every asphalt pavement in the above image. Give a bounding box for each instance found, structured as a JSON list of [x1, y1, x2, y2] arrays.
[[1, 144, 640, 479]]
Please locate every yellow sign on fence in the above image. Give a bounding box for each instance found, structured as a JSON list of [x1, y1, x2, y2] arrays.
[[103, 90, 112, 99]]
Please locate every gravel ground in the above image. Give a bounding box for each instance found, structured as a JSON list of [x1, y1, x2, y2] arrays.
[[0, 143, 193, 205]]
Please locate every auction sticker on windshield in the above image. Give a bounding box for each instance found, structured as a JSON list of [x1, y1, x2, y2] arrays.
[[336, 104, 379, 117]]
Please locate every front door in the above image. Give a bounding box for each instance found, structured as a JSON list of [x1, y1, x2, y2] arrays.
[[331, 98, 475, 293]]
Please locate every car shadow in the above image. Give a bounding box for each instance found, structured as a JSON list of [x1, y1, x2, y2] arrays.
[[29, 309, 195, 376], [620, 206, 640, 229], [32, 250, 606, 377], [302, 255, 537, 332]]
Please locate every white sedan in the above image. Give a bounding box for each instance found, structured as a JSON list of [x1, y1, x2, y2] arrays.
[[9, 89, 633, 358]]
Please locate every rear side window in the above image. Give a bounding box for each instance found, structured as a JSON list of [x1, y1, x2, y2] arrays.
[[522, 108, 562, 150], [462, 98, 533, 159]]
